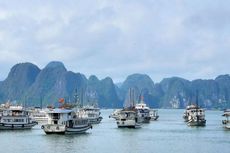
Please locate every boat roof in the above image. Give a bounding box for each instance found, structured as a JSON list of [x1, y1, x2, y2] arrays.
[[135, 103, 149, 108], [120, 110, 136, 113], [2, 106, 24, 111], [187, 108, 205, 111], [46, 108, 73, 114], [186, 104, 200, 110], [82, 106, 100, 110]]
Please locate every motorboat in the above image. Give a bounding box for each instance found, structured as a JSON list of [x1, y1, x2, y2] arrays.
[[29, 108, 48, 124], [149, 109, 159, 121], [222, 109, 230, 129], [77, 105, 103, 124], [116, 108, 141, 128], [135, 102, 151, 123], [109, 109, 122, 120]]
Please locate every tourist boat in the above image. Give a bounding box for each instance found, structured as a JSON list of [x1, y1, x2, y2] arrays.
[[0, 105, 37, 130], [187, 107, 206, 126], [135, 102, 151, 123], [183, 104, 198, 122], [116, 88, 141, 128], [77, 105, 103, 124], [41, 108, 92, 134], [109, 109, 122, 120], [72, 88, 103, 124], [222, 109, 230, 129], [29, 108, 49, 124], [116, 108, 141, 128], [185, 92, 206, 126], [149, 109, 159, 121]]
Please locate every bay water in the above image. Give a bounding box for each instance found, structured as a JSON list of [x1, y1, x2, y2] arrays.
[[0, 109, 229, 153]]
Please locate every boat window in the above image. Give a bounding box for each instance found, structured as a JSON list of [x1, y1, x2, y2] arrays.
[[52, 113, 59, 119]]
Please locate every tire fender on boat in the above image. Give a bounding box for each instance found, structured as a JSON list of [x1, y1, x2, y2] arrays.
[[41, 125, 44, 129]]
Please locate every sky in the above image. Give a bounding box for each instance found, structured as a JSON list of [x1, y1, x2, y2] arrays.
[[0, 0, 230, 83]]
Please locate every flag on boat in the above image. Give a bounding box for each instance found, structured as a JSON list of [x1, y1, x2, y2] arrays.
[[58, 98, 65, 103]]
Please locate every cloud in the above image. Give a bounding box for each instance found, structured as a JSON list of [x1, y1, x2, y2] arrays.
[[0, 0, 229, 83]]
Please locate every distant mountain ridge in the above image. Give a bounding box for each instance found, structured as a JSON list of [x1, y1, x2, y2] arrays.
[[0, 61, 229, 109]]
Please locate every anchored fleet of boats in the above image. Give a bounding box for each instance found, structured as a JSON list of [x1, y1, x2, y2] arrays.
[[109, 89, 159, 129], [0, 98, 229, 134]]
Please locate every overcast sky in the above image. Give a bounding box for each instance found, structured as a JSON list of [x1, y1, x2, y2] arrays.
[[0, 0, 229, 83]]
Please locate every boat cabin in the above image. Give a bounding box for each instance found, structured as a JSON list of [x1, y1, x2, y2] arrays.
[[46, 108, 74, 125]]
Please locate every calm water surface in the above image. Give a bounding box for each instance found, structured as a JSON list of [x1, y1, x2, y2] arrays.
[[0, 109, 229, 153]]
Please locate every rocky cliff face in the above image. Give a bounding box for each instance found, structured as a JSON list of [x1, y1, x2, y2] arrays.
[[0, 62, 121, 107], [0, 62, 229, 109], [0, 63, 40, 103]]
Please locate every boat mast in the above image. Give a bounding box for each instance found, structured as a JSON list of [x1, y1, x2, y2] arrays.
[[81, 88, 84, 107], [133, 88, 135, 107], [129, 88, 131, 108], [40, 96, 43, 109], [196, 90, 199, 121], [73, 88, 79, 106]]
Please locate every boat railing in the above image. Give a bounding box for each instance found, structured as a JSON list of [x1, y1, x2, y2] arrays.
[[2, 114, 27, 117], [222, 120, 229, 124], [45, 124, 66, 131], [51, 116, 60, 120]]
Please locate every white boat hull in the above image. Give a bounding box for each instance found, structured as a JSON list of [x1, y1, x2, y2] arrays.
[[222, 120, 230, 129], [117, 119, 141, 128], [223, 124, 230, 129], [139, 117, 151, 123], [187, 119, 206, 126], [0, 122, 37, 130], [42, 124, 92, 134], [150, 115, 159, 121], [88, 117, 103, 124]]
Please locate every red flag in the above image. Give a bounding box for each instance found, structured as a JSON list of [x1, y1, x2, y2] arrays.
[[59, 98, 65, 103]]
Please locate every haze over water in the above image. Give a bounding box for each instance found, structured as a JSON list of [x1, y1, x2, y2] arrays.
[[0, 109, 229, 153]]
